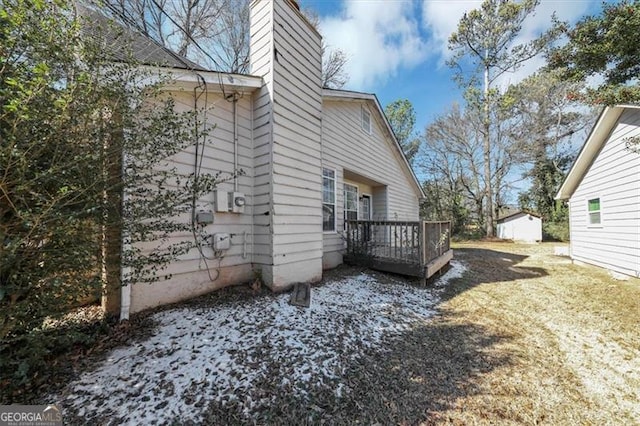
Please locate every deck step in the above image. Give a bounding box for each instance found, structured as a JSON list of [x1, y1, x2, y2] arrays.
[[289, 282, 311, 308]]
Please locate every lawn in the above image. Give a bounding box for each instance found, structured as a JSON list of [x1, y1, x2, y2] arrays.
[[431, 241, 640, 425], [36, 242, 640, 424]]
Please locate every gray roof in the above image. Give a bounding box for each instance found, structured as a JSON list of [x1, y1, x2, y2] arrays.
[[497, 210, 542, 222], [77, 3, 209, 72]]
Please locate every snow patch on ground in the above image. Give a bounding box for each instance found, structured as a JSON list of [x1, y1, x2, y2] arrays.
[[433, 260, 467, 289], [543, 322, 640, 421], [56, 263, 466, 424]]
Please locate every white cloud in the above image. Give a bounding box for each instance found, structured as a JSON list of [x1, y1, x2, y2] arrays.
[[421, 0, 596, 86], [421, 0, 482, 61], [319, 0, 600, 92], [320, 0, 429, 91]]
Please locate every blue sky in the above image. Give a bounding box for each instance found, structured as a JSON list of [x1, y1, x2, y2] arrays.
[[301, 0, 612, 134]]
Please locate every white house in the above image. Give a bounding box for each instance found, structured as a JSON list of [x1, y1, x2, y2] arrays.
[[496, 211, 542, 243], [104, 0, 426, 318], [556, 105, 640, 278]]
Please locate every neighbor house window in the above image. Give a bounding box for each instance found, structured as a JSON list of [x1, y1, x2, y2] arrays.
[[322, 168, 336, 231], [344, 183, 358, 225], [361, 106, 371, 134], [587, 198, 601, 225]]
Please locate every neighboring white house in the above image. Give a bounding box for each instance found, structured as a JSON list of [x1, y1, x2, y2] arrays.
[[102, 0, 425, 318], [497, 211, 542, 243], [556, 105, 640, 278]]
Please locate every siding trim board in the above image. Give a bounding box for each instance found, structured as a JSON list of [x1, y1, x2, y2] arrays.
[[153, 67, 263, 93]]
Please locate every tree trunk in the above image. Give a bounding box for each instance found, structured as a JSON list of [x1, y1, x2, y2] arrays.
[[483, 57, 494, 237]]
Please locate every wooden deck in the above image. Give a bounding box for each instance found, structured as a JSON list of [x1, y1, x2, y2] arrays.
[[343, 220, 452, 280]]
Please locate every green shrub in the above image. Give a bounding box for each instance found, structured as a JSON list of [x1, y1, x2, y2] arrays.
[[543, 221, 570, 242], [1, 0, 221, 400], [0, 308, 115, 404]]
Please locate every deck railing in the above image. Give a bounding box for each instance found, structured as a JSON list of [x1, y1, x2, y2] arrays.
[[345, 220, 452, 278], [422, 221, 451, 265], [346, 220, 421, 263]]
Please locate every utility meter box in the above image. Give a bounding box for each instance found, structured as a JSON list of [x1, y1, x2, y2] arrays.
[[195, 211, 214, 225], [213, 233, 231, 250], [214, 191, 229, 212], [228, 192, 246, 213]]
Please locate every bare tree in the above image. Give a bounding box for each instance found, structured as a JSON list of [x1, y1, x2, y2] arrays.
[[99, 0, 165, 42], [301, 7, 349, 88], [101, 0, 225, 55], [207, 0, 250, 73], [421, 104, 485, 230], [448, 0, 561, 236], [167, 0, 228, 58], [99, 0, 349, 84], [421, 97, 530, 233], [321, 48, 349, 89]]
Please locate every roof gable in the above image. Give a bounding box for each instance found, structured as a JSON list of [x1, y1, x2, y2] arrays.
[[556, 104, 640, 200], [497, 211, 541, 222], [322, 89, 425, 198]]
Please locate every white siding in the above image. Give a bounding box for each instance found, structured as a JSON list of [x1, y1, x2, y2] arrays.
[[372, 186, 388, 220], [250, 0, 274, 266], [321, 99, 421, 265], [249, 0, 323, 288], [497, 213, 542, 242], [569, 108, 640, 277], [271, 0, 323, 275], [130, 90, 255, 313]]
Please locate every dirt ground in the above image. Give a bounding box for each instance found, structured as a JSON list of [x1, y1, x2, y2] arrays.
[[431, 241, 640, 425]]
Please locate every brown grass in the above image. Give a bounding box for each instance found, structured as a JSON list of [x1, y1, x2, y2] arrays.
[[207, 241, 639, 425], [425, 241, 640, 425]]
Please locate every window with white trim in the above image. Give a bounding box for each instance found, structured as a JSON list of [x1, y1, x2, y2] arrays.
[[322, 168, 336, 231], [587, 197, 601, 225], [343, 183, 358, 224], [361, 106, 371, 134]]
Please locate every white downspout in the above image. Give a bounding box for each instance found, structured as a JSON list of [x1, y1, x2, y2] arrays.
[[120, 151, 131, 321], [233, 94, 239, 192], [249, 95, 254, 262], [120, 265, 131, 320]]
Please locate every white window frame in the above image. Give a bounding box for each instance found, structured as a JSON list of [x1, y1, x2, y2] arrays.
[[322, 168, 337, 233], [343, 183, 359, 226], [361, 106, 372, 134], [587, 196, 602, 227]]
